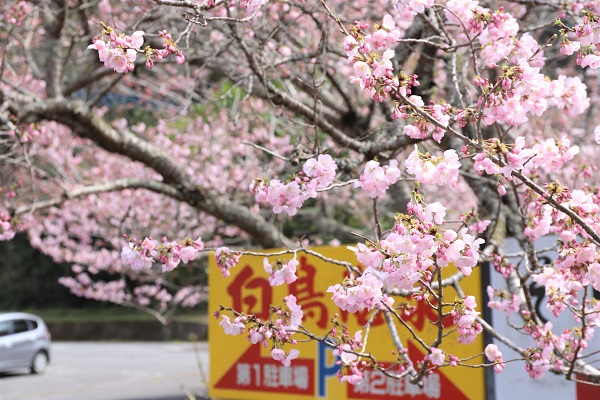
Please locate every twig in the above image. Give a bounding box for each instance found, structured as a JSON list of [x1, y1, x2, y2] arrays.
[[242, 141, 289, 160]]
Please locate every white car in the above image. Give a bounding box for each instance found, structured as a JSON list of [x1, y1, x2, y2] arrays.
[[0, 312, 51, 374]]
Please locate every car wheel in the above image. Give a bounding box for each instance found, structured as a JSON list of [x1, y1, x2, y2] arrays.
[[30, 351, 49, 374]]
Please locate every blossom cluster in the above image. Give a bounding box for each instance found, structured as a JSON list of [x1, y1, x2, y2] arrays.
[[558, 10, 600, 69], [476, 66, 589, 127], [390, 0, 435, 20], [531, 237, 600, 319], [343, 15, 407, 102], [469, 136, 579, 198], [489, 254, 515, 279], [134, 284, 173, 310], [0, 212, 16, 241], [339, 198, 485, 309], [120, 234, 240, 278], [461, 212, 492, 235], [120, 235, 204, 272], [523, 347, 553, 379], [353, 159, 401, 198], [263, 257, 298, 286], [399, 99, 451, 143], [327, 271, 393, 313], [521, 322, 559, 379], [250, 154, 337, 216], [218, 294, 304, 367], [332, 330, 366, 384], [446, 3, 521, 67], [405, 146, 461, 187], [88, 25, 185, 74], [214, 247, 241, 277], [435, 227, 485, 277], [446, 1, 548, 68], [59, 276, 129, 304], [4, 0, 31, 27], [343, 14, 457, 142], [172, 286, 205, 308], [484, 344, 505, 373], [149, 30, 186, 68], [486, 286, 521, 314], [441, 2, 590, 127], [8, 121, 47, 143], [521, 183, 600, 251], [88, 28, 145, 73], [451, 296, 483, 344], [120, 237, 156, 270]]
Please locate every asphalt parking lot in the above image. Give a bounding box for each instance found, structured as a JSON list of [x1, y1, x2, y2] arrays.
[[0, 342, 209, 400]]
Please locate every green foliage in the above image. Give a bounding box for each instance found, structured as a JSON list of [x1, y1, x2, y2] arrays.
[[0, 234, 83, 309]]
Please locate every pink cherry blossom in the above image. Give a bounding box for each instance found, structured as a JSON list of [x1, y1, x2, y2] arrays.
[[215, 247, 241, 277], [284, 295, 303, 330], [264, 258, 298, 286], [178, 245, 199, 263], [219, 315, 245, 335], [302, 154, 337, 189], [429, 347, 445, 366], [9, 0, 600, 388], [405, 146, 461, 187], [121, 239, 156, 270], [271, 348, 300, 367], [251, 155, 338, 216], [485, 344, 505, 373], [354, 159, 401, 198], [451, 296, 482, 344], [327, 272, 385, 313], [487, 286, 521, 314]]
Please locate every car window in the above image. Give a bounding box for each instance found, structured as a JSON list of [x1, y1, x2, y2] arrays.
[[27, 319, 39, 330], [12, 319, 29, 334], [0, 321, 10, 337]]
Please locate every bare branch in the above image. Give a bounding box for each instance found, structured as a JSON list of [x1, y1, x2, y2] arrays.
[[13, 178, 183, 216]]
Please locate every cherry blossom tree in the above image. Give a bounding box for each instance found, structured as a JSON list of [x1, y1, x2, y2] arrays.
[[2, 0, 600, 389]]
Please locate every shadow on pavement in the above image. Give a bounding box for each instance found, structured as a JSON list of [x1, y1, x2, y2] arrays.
[[0, 371, 31, 379]]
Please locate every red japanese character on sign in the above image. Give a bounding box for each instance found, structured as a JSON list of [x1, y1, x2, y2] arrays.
[[288, 256, 329, 329], [227, 264, 272, 320]]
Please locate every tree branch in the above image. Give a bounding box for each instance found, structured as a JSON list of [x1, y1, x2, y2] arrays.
[[42, 0, 67, 98], [13, 178, 183, 216], [15, 97, 292, 248]]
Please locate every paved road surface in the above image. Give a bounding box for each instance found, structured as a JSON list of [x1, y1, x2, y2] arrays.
[[0, 342, 209, 400]]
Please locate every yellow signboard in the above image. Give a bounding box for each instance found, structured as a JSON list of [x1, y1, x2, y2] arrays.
[[209, 246, 485, 400]]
